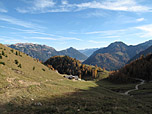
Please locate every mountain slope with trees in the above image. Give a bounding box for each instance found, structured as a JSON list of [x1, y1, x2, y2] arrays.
[[109, 53, 152, 83], [44, 55, 103, 79], [128, 45, 152, 63], [83, 40, 152, 70]]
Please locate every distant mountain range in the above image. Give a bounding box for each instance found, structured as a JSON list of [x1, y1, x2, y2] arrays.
[[128, 45, 152, 63], [79, 48, 99, 57], [8, 43, 87, 62], [7, 40, 152, 71], [83, 40, 152, 71]]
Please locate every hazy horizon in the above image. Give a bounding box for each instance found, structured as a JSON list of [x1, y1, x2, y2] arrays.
[[5, 39, 152, 51]]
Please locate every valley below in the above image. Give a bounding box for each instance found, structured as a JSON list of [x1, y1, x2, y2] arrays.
[[1, 75, 152, 114]]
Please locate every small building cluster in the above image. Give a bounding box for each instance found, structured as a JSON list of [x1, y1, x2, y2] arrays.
[[63, 75, 81, 80]]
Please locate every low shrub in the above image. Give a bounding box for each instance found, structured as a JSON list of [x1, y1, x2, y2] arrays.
[[0, 62, 5, 65], [15, 60, 19, 64], [18, 64, 22, 68]]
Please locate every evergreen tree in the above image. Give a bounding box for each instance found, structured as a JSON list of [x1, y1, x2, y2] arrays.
[[16, 51, 18, 55], [2, 51, 4, 56]]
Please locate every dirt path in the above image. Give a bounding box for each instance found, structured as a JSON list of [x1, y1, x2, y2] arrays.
[[124, 78, 145, 95]]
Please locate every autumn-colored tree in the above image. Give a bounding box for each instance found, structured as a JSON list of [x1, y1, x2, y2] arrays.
[[95, 64, 98, 68], [98, 67, 102, 71], [78, 70, 81, 79], [103, 67, 106, 72], [109, 53, 152, 83], [44, 55, 103, 80], [94, 68, 98, 78], [92, 69, 98, 78], [92, 69, 95, 78], [47, 64, 54, 71], [85, 70, 88, 76]]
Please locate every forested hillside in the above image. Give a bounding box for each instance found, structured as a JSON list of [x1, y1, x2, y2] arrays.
[[44, 55, 103, 79], [128, 45, 152, 63], [109, 54, 152, 83], [84, 40, 152, 70]]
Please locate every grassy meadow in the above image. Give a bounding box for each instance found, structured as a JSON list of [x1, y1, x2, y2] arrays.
[[0, 44, 152, 114]]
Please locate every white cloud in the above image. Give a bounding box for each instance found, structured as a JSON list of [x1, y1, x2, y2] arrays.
[[0, 15, 43, 29], [0, 25, 82, 42], [136, 24, 152, 32], [24, 36, 82, 41], [31, 37, 57, 40], [75, 0, 152, 12], [34, 0, 55, 9], [0, 26, 57, 37], [0, 9, 7, 13], [15, 9, 29, 13], [135, 24, 152, 37], [16, 0, 152, 13], [102, 36, 120, 38], [0, 36, 28, 44], [0, 15, 34, 28], [0, 2, 8, 13], [17, 0, 56, 13], [31, 36, 82, 41], [85, 29, 126, 35], [58, 36, 82, 41], [62, 0, 68, 5], [136, 18, 145, 22], [88, 40, 105, 44]]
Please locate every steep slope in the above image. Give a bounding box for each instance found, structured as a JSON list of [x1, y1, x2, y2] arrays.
[[0, 43, 97, 113], [8, 43, 87, 62], [127, 40, 152, 58], [128, 45, 152, 63], [84, 40, 152, 70], [109, 53, 152, 83], [0, 43, 83, 111], [58, 47, 87, 61], [79, 48, 99, 57], [83, 42, 130, 70]]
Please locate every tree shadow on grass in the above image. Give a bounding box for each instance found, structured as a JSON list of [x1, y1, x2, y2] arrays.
[[0, 80, 152, 114]]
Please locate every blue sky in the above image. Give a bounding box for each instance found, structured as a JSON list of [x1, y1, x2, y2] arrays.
[[0, 0, 152, 50]]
